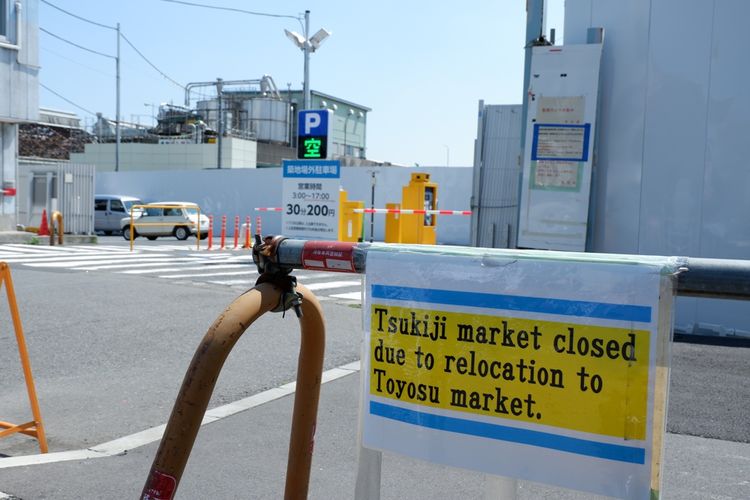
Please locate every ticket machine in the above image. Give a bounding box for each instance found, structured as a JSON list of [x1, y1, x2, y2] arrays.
[[399, 173, 437, 245]]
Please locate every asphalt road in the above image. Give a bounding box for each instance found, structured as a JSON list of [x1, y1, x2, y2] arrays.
[[0, 239, 748, 498]]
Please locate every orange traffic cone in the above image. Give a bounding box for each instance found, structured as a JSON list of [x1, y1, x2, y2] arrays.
[[38, 209, 50, 236]]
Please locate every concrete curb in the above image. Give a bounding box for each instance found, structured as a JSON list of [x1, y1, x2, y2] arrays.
[[0, 231, 97, 245]]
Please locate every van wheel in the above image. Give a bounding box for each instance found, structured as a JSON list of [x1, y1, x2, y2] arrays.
[[174, 226, 190, 240], [123, 226, 138, 240]]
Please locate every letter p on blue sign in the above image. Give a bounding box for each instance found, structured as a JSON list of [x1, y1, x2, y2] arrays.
[[297, 110, 332, 159]]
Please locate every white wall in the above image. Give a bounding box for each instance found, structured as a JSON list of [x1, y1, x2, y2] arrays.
[[96, 166, 473, 245], [565, 0, 750, 335], [71, 137, 257, 172]]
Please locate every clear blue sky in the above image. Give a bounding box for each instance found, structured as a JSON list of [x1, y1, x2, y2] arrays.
[[39, 0, 564, 167]]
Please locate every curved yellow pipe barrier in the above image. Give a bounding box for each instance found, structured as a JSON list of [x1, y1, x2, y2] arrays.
[[141, 282, 325, 499], [50, 211, 63, 246]]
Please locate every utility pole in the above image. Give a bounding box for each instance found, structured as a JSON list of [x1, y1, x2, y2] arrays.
[[115, 23, 121, 172], [216, 78, 224, 169]]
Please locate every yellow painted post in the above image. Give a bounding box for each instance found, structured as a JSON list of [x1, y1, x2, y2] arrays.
[[0, 263, 48, 453], [384, 203, 402, 243], [338, 189, 349, 241], [51, 211, 64, 246], [339, 189, 365, 242]]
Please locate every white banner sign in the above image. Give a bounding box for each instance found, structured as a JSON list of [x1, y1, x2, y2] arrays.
[[362, 246, 675, 499]]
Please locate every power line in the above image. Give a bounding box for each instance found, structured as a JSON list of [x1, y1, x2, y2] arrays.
[[40, 27, 115, 59], [41, 47, 114, 77], [160, 0, 299, 21], [118, 32, 185, 90], [40, 83, 97, 116], [41, 0, 115, 30]]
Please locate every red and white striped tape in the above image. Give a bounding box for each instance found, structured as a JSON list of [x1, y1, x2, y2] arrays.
[[353, 208, 472, 216], [254, 207, 471, 215]]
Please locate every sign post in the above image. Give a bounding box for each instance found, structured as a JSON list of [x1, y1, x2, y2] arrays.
[[282, 159, 340, 240], [361, 246, 676, 499]]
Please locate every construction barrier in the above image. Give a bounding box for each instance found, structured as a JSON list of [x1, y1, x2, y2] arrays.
[[353, 208, 471, 216], [257, 238, 750, 498], [0, 263, 48, 454]]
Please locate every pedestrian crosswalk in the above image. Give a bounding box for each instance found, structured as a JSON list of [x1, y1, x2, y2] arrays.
[[0, 243, 363, 303]]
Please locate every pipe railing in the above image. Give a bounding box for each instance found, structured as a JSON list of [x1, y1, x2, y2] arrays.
[[271, 239, 750, 301]]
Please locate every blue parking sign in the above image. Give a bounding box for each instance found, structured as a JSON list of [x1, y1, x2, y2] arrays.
[[297, 110, 332, 159]]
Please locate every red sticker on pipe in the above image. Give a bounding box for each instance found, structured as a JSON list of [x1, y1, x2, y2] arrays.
[[302, 241, 356, 273], [142, 470, 177, 500]]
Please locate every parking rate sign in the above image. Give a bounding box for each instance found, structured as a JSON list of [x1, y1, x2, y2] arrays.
[[282, 159, 340, 240], [297, 109, 333, 159]]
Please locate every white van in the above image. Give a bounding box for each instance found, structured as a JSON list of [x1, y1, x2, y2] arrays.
[[94, 195, 143, 235]]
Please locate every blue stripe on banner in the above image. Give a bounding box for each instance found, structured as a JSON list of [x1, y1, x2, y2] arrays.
[[370, 401, 646, 464], [370, 285, 651, 323]]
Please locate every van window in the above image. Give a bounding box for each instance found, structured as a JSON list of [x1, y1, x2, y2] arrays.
[[110, 200, 126, 213], [123, 200, 142, 212], [95, 199, 108, 211], [146, 207, 163, 216]]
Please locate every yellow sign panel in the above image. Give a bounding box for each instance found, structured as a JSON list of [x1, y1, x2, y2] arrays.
[[369, 304, 650, 440]]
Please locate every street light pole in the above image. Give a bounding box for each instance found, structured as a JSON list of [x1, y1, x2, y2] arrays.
[[285, 12, 330, 111], [303, 10, 311, 110]]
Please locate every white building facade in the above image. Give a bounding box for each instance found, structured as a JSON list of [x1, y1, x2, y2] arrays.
[[0, 0, 38, 230]]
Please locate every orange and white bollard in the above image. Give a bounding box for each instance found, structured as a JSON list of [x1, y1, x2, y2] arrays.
[[220, 215, 227, 250], [244, 216, 252, 248], [233, 216, 240, 250], [207, 216, 213, 251], [256, 216, 262, 236]]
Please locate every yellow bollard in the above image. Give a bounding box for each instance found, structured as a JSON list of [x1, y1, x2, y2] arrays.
[[384, 203, 402, 243], [51, 211, 64, 246]]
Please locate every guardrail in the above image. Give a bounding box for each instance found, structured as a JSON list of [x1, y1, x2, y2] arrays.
[[143, 237, 750, 498], [268, 239, 750, 300]]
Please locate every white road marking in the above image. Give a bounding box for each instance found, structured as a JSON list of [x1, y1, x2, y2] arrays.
[[77, 258, 207, 271], [0, 361, 361, 469], [304, 280, 361, 291], [4, 253, 169, 265], [121, 263, 251, 274], [161, 270, 258, 279], [328, 291, 362, 301], [23, 256, 179, 268]]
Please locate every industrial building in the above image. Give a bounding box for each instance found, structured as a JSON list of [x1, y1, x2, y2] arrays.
[[472, 0, 750, 337], [68, 75, 371, 171]]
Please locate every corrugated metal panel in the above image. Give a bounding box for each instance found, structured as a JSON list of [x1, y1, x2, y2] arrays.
[[60, 163, 95, 234], [17, 161, 95, 234], [471, 104, 522, 248]]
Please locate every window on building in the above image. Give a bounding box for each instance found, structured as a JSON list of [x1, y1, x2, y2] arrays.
[[0, 0, 7, 39]]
